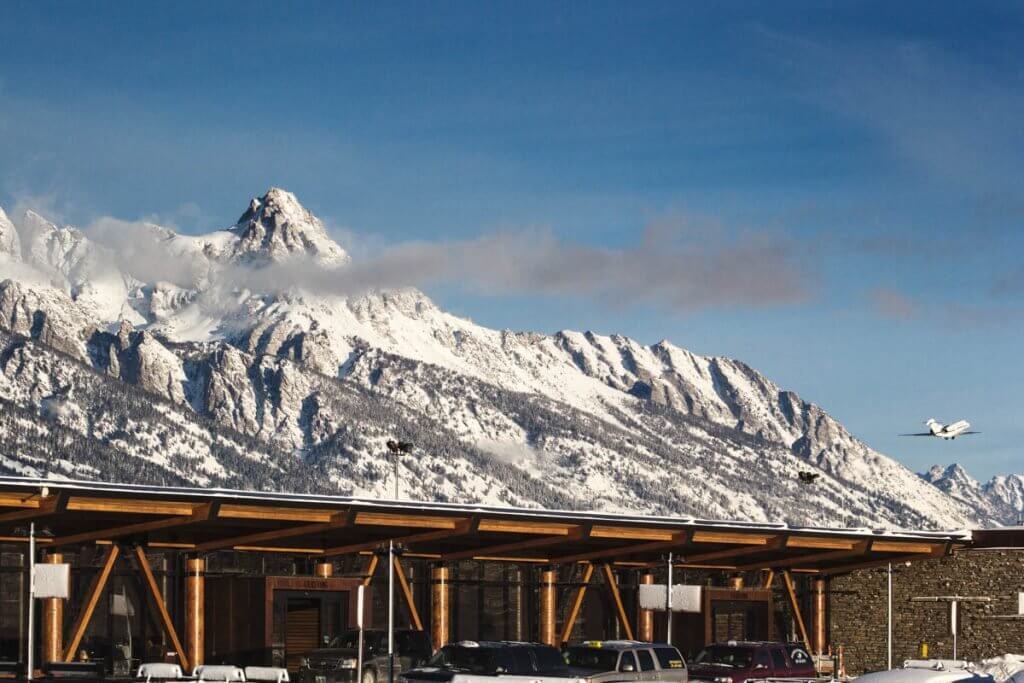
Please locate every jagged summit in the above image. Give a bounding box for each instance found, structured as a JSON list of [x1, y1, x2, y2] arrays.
[[229, 188, 348, 266], [0, 207, 20, 258]]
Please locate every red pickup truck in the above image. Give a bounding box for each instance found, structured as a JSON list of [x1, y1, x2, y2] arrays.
[[688, 642, 816, 683]]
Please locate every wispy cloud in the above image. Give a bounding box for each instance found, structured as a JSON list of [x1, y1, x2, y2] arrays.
[[869, 287, 917, 321], [71, 211, 814, 314]]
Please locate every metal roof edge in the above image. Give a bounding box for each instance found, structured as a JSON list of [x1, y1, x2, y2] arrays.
[[0, 475, 972, 542]]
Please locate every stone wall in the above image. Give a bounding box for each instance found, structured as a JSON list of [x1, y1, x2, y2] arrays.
[[830, 549, 1024, 675]]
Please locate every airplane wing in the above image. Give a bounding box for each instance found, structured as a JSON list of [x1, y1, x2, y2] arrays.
[[899, 432, 934, 437], [961, 431, 981, 435]]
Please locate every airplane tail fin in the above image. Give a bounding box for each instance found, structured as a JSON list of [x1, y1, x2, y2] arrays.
[[925, 418, 942, 434]]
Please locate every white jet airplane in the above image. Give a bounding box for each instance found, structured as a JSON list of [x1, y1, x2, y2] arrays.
[[900, 418, 980, 440]]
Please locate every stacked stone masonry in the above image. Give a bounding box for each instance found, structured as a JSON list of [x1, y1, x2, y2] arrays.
[[830, 550, 1024, 675]]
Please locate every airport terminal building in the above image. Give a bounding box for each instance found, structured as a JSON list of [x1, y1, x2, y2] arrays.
[[0, 477, 1020, 677]]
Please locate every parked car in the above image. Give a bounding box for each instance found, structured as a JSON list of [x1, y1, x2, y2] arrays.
[[299, 629, 433, 683], [857, 660, 996, 683], [688, 641, 815, 683], [398, 641, 569, 683], [564, 640, 688, 683]]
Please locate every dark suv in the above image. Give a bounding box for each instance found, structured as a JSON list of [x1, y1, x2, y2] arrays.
[[688, 642, 815, 683], [399, 641, 569, 683], [299, 630, 433, 683]]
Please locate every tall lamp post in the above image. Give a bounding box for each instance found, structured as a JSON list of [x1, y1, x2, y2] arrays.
[[385, 440, 414, 500]]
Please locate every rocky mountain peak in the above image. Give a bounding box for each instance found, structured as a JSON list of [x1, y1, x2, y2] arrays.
[[0, 207, 20, 259], [230, 188, 348, 266]]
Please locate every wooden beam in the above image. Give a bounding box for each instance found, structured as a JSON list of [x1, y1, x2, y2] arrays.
[[393, 556, 424, 631], [559, 563, 594, 644], [601, 563, 635, 640], [691, 531, 776, 545], [64, 545, 120, 662], [66, 497, 195, 516], [362, 554, 380, 586], [323, 518, 477, 557], [870, 541, 937, 554], [50, 503, 215, 548], [195, 511, 352, 552], [354, 512, 462, 529], [476, 520, 575, 535], [218, 504, 336, 523], [0, 493, 66, 525], [590, 526, 675, 541], [782, 570, 811, 653], [786, 536, 857, 550], [444, 526, 590, 562], [762, 569, 775, 588], [821, 543, 950, 576], [737, 541, 871, 571], [683, 536, 784, 564], [132, 545, 189, 671], [551, 531, 689, 565]]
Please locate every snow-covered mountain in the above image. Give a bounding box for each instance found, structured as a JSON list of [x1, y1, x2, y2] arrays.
[[920, 464, 1023, 526], [0, 188, 1009, 528]]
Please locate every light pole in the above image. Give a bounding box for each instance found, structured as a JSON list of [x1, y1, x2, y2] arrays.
[[388, 540, 395, 683], [27, 522, 35, 681], [385, 440, 414, 500], [887, 563, 892, 670]]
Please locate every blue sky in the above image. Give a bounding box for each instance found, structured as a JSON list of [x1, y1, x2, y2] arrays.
[[1, 2, 1022, 480]]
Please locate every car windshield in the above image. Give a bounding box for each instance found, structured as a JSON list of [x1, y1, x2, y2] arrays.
[[427, 647, 503, 674], [694, 646, 754, 668], [564, 648, 621, 672], [328, 632, 360, 649]]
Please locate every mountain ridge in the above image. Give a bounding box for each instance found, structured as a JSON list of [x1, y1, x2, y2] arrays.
[[0, 188, 1016, 528]]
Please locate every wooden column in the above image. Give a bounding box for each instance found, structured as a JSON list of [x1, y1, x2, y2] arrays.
[[812, 577, 826, 655], [315, 561, 334, 578], [638, 573, 654, 642], [42, 553, 64, 664], [431, 565, 450, 651], [185, 558, 206, 671], [539, 568, 557, 646], [729, 575, 745, 590]]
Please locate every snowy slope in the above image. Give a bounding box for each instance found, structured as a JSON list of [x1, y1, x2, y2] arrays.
[[0, 188, 1007, 528]]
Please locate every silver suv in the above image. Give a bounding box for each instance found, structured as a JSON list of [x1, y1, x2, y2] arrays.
[[564, 641, 688, 683]]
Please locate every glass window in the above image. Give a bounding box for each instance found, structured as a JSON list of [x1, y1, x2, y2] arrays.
[[770, 649, 787, 670], [533, 646, 566, 672], [695, 646, 754, 668], [565, 648, 620, 672], [654, 647, 685, 670], [427, 646, 502, 674], [510, 649, 534, 674], [636, 650, 656, 672], [620, 652, 639, 672], [754, 650, 771, 670]]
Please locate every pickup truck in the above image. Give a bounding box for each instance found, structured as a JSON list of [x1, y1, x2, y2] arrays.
[[564, 641, 688, 683], [398, 641, 574, 683], [688, 642, 815, 683]]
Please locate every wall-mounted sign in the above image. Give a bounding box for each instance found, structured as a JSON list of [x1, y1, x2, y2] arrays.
[[33, 564, 70, 599], [637, 584, 701, 612]]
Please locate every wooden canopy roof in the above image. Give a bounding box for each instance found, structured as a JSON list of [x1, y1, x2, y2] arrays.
[[0, 476, 973, 575]]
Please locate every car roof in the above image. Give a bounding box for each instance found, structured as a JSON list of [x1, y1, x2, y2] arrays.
[[857, 668, 993, 683], [446, 641, 554, 649], [570, 641, 655, 651]]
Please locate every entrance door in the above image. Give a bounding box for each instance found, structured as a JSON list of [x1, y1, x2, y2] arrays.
[[279, 591, 350, 671], [285, 598, 321, 670]]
